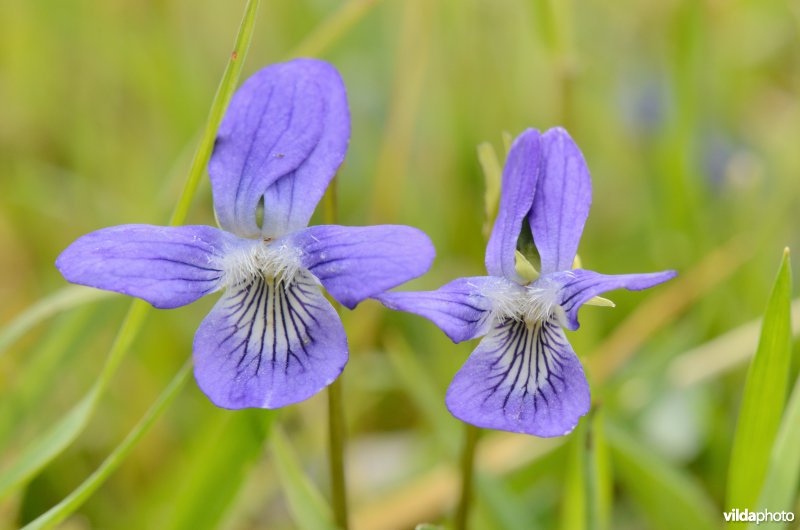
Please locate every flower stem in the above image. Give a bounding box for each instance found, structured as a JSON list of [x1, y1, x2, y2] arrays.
[[454, 422, 480, 530], [323, 175, 350, 529]]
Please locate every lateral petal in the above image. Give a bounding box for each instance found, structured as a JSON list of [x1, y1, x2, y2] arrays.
[[485, 129, 542, 281], [529, 128, 592, 274], [209, 59, 350, 238], [193, 271, 348, 409], [56, 224, 232, 309], [375, 277, 497, 343], [446, 318, 591, 437], [554, 268, 677, 330], [285, 224, 435, 309]]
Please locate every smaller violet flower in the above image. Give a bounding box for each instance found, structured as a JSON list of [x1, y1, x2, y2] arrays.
[[56, 59, 434, 409], [377, 128, 676, 437]]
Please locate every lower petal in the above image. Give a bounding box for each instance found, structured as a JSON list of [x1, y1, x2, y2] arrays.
[[445, 318, 590, 437], [193, 270, 347, 409]]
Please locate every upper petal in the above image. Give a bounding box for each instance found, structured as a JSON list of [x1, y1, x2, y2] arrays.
[[285, 224, 435, 310], [445, 317, 591, 437], [485, 129, 542, 281], [209, 58, 350, 238], [529, 128, 592, 274], [375, 277, 497, 343], [56, 224, 234, 309], [193, 270, 348, 409], [554, 268, 677, 330]]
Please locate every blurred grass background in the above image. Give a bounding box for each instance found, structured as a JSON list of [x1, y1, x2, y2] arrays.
[[1, 0, 799, 529]]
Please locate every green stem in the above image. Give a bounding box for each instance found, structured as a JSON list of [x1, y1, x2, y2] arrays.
[[323, 174, 350, 528], [454, 423, 480, 530]]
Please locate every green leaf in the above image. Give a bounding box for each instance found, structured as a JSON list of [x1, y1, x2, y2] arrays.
[[0, 285, 110, 358], [0, 307, 96, 449], [383, 332, 458, 452], [158, 409, 277, 530], [0, 0, 262, 499], [21, 362, 191, 530], [559, 425, 587, 530], [607, 423, 718, 530], [748, 372, 800, 530], [270, 427, 337, 530], [0, 301, 149, 500], [727, 248, 793, 511], [588, 410, 612, 530]]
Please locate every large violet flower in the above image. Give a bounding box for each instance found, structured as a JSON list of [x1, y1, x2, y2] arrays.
[[377, 128, 675, 436], [56, 59, 434, 409]]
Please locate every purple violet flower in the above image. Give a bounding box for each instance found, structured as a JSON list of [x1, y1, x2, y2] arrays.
[[377, 128, 676, 437], [56, 59, 434, 409]]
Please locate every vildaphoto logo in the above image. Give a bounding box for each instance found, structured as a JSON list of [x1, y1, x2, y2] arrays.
[[723, 508, 795, 524]]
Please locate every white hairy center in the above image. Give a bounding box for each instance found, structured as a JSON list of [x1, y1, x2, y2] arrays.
[[218, 239, 304, 288], [481, 276, 564, 325]]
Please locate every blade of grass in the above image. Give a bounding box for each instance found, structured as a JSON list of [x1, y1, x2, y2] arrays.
[[607, 422, 717, 530], [0, 286, 110, 358], [270, 427, 337, 530], [588, 410, 612, 530], [21, 362, 192, 530], [726, 248, 792, 512], [559, 425, 587, 530], [749, 373, 800, 529], [0, 307, 97, 448], [0, 0, 261, 500], [161, 409, 277, 530]]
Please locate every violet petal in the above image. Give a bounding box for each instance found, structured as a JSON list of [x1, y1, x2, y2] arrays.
[[485, 129, 542, 282], [209, 58, 350, 238], [193, 270, 348, 409], [529, 128, 592, 274], [554, 268, 677, 330], [375, 277, 497, 343], [285, 224, 435, 310], [445, 318, 591, 437], [55, 224, 233, 309]]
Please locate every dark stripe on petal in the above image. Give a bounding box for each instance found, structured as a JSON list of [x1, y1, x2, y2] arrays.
[[445, 317, 590, 437]]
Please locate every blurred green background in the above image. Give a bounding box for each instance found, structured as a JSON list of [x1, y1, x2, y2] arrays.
[[1, 1, 799, 529]]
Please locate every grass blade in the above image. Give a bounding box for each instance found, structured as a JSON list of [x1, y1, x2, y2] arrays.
[[726, 248, 793, 511], [748, 372, 800, 529], [270, 427, 337, 530], [559, 425, 587, 530], [21, 362, 192, 530], [0, 286, 110, 358], [0, 0, 261, 500], [159, 409, 276, 530], [607, 423, 717, 530]]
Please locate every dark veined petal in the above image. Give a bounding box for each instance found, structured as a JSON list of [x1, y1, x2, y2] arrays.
[[446, 318, 590, 437], [375, 277, 498, 343], [285, 224, 435, 310], [529, 128, 592, 274], [554, 268, 677, 330], [55, 224, 234, 309], [485, 129, 542, 281], [209, 58, 350, 239], [193, 271, 347, 409]]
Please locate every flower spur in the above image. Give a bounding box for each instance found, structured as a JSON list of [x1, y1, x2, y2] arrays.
[[377, 128, 675, 436], [56, 59, 434, 409]]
